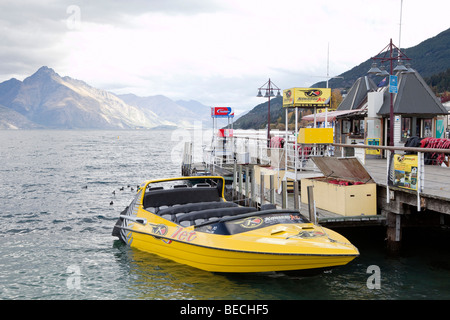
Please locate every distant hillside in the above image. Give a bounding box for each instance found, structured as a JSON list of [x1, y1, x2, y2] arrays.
[[425, 67, 450, 93], [0, 104, 44, 129], [118, 94, 211, 128], [232, 97, 283, 130]]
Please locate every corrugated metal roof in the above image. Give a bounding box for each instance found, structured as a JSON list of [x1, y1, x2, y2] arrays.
[[302, 109, 365, 122], [378, 70, 448, 115], [337, 76, 377, 111]]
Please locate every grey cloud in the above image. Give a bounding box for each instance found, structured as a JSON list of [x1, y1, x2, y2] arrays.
[[65, 0, 225, 24], [0, 0, 225, 80], [0, 1, 70, 79]]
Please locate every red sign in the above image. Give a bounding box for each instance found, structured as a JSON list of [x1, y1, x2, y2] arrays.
[[211, 107, 234, 118], [218, 129, 233, 137]]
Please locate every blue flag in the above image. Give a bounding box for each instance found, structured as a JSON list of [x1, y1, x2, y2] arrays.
[[377, 77, 388, 87]]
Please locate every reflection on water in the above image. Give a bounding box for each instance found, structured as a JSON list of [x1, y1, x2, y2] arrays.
[[120, 244, 262, 300], [114, 239, 376, 300]]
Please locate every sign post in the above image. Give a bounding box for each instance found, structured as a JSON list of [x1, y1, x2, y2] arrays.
[[389, 75, 398, 94]]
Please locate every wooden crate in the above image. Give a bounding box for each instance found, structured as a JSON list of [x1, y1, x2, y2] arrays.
[[301, 157, 377, 216]]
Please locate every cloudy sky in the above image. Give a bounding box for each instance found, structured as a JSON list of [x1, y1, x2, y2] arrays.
[[1, 0, 449, 115]]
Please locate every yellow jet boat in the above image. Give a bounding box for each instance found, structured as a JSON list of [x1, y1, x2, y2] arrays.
[[112, 176, 359, 273]]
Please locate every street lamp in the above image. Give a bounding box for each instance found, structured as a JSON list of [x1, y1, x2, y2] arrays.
[[368, 38, 411, 146], [257, 78, 281, 146]]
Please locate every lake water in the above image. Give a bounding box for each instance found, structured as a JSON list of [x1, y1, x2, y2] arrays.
[[0, 130, 449, 301]]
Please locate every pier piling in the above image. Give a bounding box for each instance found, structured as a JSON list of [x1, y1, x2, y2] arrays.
[[386, 212, 402, 253], [307, 186, 317, 225]]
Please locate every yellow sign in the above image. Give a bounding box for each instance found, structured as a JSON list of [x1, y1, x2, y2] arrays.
[[298, 128, 334, 144], [283, 88, 331, 108], [392, 154, 418, 190], [366, 138, 381, 155]]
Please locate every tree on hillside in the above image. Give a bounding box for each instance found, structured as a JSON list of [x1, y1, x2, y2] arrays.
[[439, 91, 450, 103], [331, 89, 343, 110], [425, 67, 450, 93]]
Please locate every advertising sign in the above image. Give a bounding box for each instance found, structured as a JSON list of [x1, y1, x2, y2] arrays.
[[436, 119, 445, 138], [366, 138, 381, 155], [389, 154, 418, 190], [389, 75, 398, 93], [211, 107, 234, 118], [283, 88, 331, 108], [298, 128, 333, 144]]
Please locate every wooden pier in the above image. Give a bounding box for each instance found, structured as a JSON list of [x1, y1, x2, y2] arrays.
[[182, 138, 450, 253]]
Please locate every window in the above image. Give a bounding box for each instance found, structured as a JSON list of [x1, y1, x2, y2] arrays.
[[342, 120, 351, 134], [359, 119, 365, 135], [401, 117, 411, 140], [351, 119, 364, 136], [423, 119, 432, 137]]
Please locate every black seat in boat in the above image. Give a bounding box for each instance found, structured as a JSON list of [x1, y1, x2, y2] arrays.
[[157, 201, 238, 217], [177, 206, 257, 226], [143, 187, 222, 209]]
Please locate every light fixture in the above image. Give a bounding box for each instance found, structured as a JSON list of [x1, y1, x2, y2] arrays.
[[368, 62, 382, 74], [377, 65, 390, 76], [394, 61, 408, 72], [403, 63, 415, 74], [256, 78, 280, 147]]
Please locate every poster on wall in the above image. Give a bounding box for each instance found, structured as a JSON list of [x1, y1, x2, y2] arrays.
[[366, 138, 380, 155], [388, 154, 418, 190], [436, 119, 445, 138]]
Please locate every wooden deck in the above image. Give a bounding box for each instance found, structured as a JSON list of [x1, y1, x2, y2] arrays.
[[364, 158, 450, 201]]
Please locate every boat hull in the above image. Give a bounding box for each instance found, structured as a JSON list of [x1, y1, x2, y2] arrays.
[[120, 224, 358, 273], [134, 241, 356, 273]]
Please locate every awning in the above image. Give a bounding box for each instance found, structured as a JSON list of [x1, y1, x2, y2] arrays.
[[302, 109, 365, 122]]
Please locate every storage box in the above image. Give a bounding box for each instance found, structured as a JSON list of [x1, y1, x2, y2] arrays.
[[254, 165, 286, 190], [301, 157, 377, 216]]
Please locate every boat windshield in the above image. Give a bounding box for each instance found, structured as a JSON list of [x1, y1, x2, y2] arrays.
[[195, 210, 310, 235]]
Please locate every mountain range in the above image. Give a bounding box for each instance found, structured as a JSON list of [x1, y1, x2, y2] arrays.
[[0, 66, 211, 129]]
